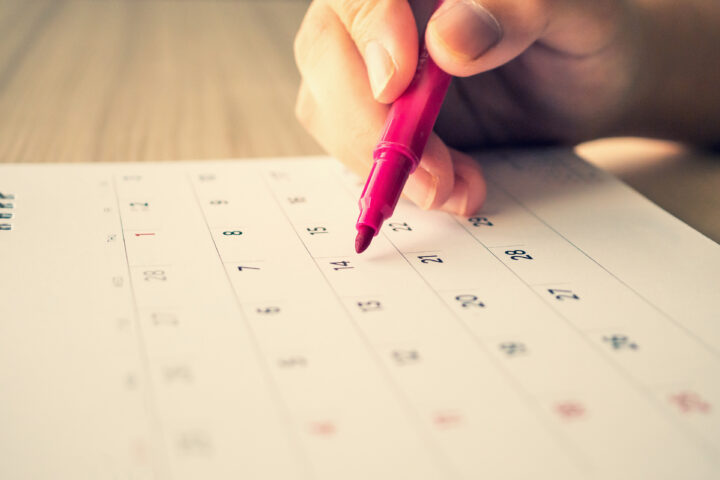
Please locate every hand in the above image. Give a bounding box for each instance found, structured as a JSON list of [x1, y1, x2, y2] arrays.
[[293, 0, 640, 215]]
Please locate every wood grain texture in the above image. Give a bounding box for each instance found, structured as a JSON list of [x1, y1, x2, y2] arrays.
[[0, 0, 718, 242], [0, 0, 320, 162]]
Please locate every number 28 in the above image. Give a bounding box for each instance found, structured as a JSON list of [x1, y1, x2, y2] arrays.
[[505, 249, 533, 261]]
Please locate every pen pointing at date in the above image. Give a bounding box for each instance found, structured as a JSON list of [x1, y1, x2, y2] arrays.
[[292, 0, 720, 255], [355, 0, 452, 254]]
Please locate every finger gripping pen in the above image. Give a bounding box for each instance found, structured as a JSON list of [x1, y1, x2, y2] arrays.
[[355, 41, 451, 253]]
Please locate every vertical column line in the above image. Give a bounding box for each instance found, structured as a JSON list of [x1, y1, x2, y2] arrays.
[[186, 172, 314, 480], [450, 178, 719, 460], [111, 173, 171, 480], [260, 172, 460, 480]]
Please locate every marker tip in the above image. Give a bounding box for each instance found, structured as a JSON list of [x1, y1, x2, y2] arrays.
[[355, 225, 374, 254]]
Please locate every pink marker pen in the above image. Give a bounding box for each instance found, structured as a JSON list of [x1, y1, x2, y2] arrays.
[[355, 2, 452, 254]]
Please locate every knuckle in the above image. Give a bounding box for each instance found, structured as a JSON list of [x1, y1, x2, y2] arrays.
[[336, 0, 382, 42]]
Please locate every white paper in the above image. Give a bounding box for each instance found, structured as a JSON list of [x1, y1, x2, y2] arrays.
[[1, 150, 719, 480]]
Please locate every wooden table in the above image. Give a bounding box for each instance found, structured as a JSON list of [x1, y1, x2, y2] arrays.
[[1, 0, 718, 242]]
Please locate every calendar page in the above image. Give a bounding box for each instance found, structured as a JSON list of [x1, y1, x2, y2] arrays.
[[1, 150, 719, 480]]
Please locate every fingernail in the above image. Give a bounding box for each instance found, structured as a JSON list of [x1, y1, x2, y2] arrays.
[[428, 1, 502, 61], [443, 175, 469, 215], [364, 41, 396, 100], [405, 166, 439, 210]]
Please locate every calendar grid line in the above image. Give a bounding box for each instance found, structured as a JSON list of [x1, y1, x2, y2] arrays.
[[491, 179, 720, 361], [261, 174, 461, 480], [220, 259, 266, 264], [330, 168, 592, 476], [1, 158, 718, 478], [393, 250, 442, 255], [111, 174, 171, 480], [373, 223, 592, 475], [451, 184, 720, 461], [186, 173, 314, 480], [125, 264, 172, 267]]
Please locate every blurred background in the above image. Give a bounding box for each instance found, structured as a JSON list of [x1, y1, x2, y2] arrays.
[[0, 0, 717, 240], [0, 0, 316, 161]]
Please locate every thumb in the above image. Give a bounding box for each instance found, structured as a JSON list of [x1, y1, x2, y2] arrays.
[[332, 0, 420, 103], [425, 0, 549, 77]]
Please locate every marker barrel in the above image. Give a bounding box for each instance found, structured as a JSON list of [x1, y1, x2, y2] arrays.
[[356, 47, 452, 236]]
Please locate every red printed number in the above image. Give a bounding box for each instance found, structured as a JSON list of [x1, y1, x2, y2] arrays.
[[309, 421, 336, 436], [554, 401, 586, 420], [669, 391, 711, 414], [433, 410, 463, 429]]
